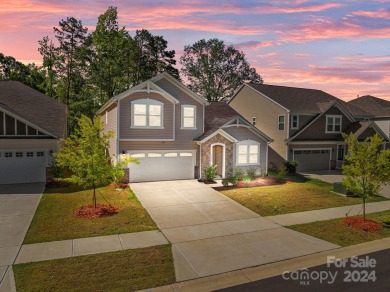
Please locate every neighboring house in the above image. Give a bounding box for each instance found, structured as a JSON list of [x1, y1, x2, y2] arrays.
[[348, 95, 390, 139], [0, 81, 67, 184], [97, 72, 272, 183], [229, 83, 390, 172]]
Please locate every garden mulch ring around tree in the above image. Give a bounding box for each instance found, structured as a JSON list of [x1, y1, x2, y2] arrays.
[[343, 216, 383, 232], [73, 204, 119, 219], [213, 176, 288, 191]]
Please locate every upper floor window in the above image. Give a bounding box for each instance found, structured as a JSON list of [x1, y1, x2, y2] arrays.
[[131, 99, 164, 128], [181, 105, 196, 129], [278, 115, 285, 131], [326, 115, 342, 133], [236, 140, 260, 165], [252, 117, 257, 126], [291, 115, 299, 129]]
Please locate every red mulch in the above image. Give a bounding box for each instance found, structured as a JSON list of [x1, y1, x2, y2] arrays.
[[108, 183, 129, 189], [203, 180, 217, 184], [73, 204, 119, 219], [213, 177, 287, 191], [343, 217, 383, 232]]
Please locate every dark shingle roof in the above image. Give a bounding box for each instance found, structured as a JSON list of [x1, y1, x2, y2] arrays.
[[340, 121, 389, 141], [0, 81, 67, 138], [195, 102, 244, 141], [348, 95, 390, 117]]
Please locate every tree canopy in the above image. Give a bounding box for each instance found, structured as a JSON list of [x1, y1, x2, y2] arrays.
[[180, 38, 262, 102]]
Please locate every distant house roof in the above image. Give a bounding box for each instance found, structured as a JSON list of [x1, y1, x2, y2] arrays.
[[340, 121, 390, 141], [195, 102, 272, 142], [0, 81, 67, 138], [348, 95, 390, 117], [240, 83, 372, 117]]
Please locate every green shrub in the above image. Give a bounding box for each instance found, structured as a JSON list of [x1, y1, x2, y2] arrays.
[[49, 161, 64, 181], [243, 176, 251, 186], [233, 168, 244, 180], [222, 179, 229, 187], [278, 166, 287, 178], [260, 168, 267, 178], [229, 176, 238, 186], [204, 165, 217, 181], [284, 160, 298, 174], [246, 166, 257, 180]]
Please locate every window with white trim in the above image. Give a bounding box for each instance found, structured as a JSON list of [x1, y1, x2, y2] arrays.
[[278, 115, 285, 131], [291, 115, 299, 129], [181, 105, 196, 129], [252, 117, 256, 126], [131, 99, 163, 128], [326, 115, 342, 133], [236, 140, 260, 165]]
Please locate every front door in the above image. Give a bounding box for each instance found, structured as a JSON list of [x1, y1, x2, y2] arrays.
[[212, 145, 223, 176]]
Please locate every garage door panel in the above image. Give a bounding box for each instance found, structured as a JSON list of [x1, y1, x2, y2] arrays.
[[294, 149, 330, 172], [129, 151, 195, 182], [0, 150, 47, 184]]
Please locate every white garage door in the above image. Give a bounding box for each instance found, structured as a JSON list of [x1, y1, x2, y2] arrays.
[[0, 150, 48, 184], [293, 149, 330, 172], [128, 151, 196, 182]]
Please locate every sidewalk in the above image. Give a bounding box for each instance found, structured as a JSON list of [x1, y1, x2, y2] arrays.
[[266, 200, 390, 226], [139, 237, 390, 292]]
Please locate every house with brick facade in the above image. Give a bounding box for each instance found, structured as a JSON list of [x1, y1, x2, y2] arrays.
[[97, 72, 272, 182]]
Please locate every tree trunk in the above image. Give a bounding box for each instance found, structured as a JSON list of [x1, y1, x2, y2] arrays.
[[93, 187, 97, 208]]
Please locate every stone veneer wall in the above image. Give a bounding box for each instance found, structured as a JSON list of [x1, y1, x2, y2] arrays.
[[201, 134, 234, 179]]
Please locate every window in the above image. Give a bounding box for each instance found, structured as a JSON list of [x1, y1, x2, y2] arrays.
[[181, 105, 196, 129], [326, 115, 342, 133], [27, 152, 34, 157], [337, 145, 344, 161], [252, 117, 257, 126], [180, 153, 193, 157], [131, 153, 145, 158], [16, 152, 23, 157], [5, 152, 12, 158], [236, 141, 260, 165], [148, 153, 162, 158], [131, 99, 163, 128], [37, 152, 44, 157], [164, 153, 178, 157], [278, 115, 285, 131], [291, 115, 299, 129]]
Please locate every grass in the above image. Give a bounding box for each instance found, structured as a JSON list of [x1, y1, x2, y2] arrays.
[[13, 245, 175, 292], [288, 210, 390, 246], [220, 173, 387, 216], [24, 181, 157, 244]]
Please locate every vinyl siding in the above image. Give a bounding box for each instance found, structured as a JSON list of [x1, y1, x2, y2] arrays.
[[229, 85, 288, 166], [101, 103, 117, 162], [292, 106, 351, 141], [289, 114, 315, 137]]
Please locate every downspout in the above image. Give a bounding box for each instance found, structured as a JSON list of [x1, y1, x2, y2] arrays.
[[116, 100, 120, 165], [286, 111, 290, 161], [266, 142, 269, 174], [199, 143, 202, 179]]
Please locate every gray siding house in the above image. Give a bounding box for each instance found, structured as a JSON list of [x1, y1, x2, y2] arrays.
[[0, 81, 67, 184], [229, 83, 390, 172], [98, 73, 272, 182]]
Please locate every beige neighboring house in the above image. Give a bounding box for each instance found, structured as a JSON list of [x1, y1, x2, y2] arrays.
[[0, 81, 67, 184], [229, 83, 390, 172], [97, 72, 272, 183], [348, 95, 390, 139]]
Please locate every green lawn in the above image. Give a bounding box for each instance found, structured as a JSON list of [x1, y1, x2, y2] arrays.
[[220, 174, 387, 216], [24, 182, 157, 244], [288, 210, 390, 246], [13, 245, 175, 292]]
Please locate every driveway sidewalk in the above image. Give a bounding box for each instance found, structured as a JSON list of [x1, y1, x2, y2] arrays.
[[0, 183, 44, 292], [131, 180, 339, 281]]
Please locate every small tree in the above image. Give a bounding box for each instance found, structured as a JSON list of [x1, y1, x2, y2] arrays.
[[56, 115, 137, 207], [342, 133, 390, 225]]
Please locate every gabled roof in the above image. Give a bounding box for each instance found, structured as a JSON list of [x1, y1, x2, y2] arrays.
[[194, 102, 272, 142], [348, 95, 390, 117], [0, 81, 67, 138], [341, 121, 390, 142]]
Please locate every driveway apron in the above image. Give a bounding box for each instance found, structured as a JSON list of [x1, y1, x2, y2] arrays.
[[131, 180, 339, 281], [0, 183, 44, 292]]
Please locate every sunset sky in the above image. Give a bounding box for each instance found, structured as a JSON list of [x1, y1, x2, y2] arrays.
[[1, 0, 389, 101]]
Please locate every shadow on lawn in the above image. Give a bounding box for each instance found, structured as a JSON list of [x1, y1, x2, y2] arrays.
[[382, 221, 390, 229]]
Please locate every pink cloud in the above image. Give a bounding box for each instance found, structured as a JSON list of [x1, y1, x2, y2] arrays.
[[294, 53, 313, 58], [234, 41, 280, 50], [351, 9, 390, 19]]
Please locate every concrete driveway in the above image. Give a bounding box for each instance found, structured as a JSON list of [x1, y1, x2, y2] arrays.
[[131, 180, 339, 281], [300, 170, 390, 199], [0, 183, 44, 292]]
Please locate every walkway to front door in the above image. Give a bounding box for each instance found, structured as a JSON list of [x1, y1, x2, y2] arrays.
[[131, 180, 339, 281]]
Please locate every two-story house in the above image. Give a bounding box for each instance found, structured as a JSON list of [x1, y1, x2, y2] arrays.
[[98, 73, 272, 182], [229, 83, 390, 172]]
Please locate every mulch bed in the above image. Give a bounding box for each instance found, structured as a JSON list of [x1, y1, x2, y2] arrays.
[[343, 216, 383, 232], [46, 181, 70, 188], [108, 183, 129, 189], [202, 180, 217, 184], [213, 177, 287, 191], [73, 204, 119, 219]]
